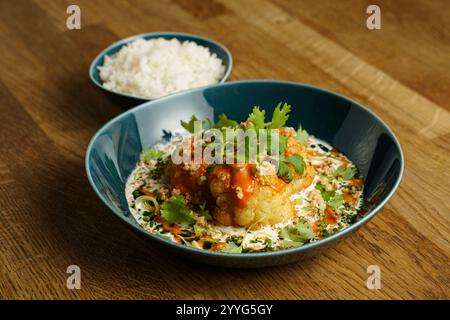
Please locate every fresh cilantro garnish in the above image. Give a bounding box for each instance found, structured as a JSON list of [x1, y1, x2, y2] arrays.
[[248, 106, 266, 129], [327, 193, 344, 210], [213, 114, 238, 129], [160, 195, 196, 225], [268, 102, 291, 129], [277, 155, 306, 183], [284, 155, 305, 175], [180, 103, 309, 182], [181, 115, 201, 133], [278, 162, 294, 183], [315, 184, 344, 209], [278, 135, 289, 155], [334, 165, 357, 180], [279, 222, 315, 244], [140, 148, 165, 160], [278, 239, 303, 248], [296, 124, 309, 145], [315, 183, 334, 201], [221, 241, 242, 253]]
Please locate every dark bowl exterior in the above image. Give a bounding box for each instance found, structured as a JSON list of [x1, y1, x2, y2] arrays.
[[86, 80, 403, 268], [89, 32, 233, 103]]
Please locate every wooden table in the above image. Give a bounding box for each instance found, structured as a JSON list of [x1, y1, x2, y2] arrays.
[[0, 0, 449, 300]]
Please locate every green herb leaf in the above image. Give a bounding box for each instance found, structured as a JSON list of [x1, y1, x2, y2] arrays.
[[213, 114, 238, 129], [277, 154, 305, 182], [278, 239, 303, 248], [278, 161, 293, 183], [268, 102, 291, 129], [278, 135, 289, 155], [315, 183, 334, 201], [279, 222, 315, 243], [327, 193, 344, 210], [284, 155, 306, 175], [322, 191, 334, 201], [221, 241, 242, 253], [160, 195, 196, 225], [316, 184, 344, 209], [181, 115, 202, 133], [140, 148, 165, 160], [248, 106, 266, 129], [296, 124, 309, 145], [334, 165, 357, 180]]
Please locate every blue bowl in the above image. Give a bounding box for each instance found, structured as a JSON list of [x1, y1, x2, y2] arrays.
[[89, 32, 233, 102], [85, 80, 404, 268]]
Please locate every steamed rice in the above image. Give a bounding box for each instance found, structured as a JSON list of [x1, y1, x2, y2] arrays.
[[98, 38, 226, 99]]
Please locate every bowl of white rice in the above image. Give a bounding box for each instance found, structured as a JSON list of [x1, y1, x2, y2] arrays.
[[89, 32, 232, 101]]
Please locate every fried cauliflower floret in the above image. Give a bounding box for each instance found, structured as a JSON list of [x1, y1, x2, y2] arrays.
[[223, 165, 315, 227], [164, 134, 316, 228], [233, 185, 295, 226]]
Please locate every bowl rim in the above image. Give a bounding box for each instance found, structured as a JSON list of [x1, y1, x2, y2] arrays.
[[85, 79, 404, 259], [88, 31, 233, 101]]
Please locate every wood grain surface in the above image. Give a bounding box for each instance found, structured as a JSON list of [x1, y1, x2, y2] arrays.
[[0, 0, 449, 299]]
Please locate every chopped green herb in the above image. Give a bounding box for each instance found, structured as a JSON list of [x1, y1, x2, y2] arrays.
[[229, 235, 243, 246], [181, 116, 197, 132], [180, 115, 211, 133], [334, 165, 357, 180], [140, 148, 165, 160], [160, 195, 196, 225], [277, 135, 289, 155], [327, 193, 344, 210], [315, 183, 334, 201], [284, 155, 305, 175], [221, 241, 242, 253], [278, 239, 303, 248], [279, 222, 315, 243], [296, 124, 309, 145], [268, 102, 292, 129], [213, 114, 238, 129], [248, 106, 266, 129], [278, 161, 294, 183], [277, 155, 305, 183]]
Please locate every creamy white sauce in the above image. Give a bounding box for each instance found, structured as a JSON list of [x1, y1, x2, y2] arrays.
[[125, 132, 364, 252]]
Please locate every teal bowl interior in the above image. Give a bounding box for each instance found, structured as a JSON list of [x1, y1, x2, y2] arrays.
[[89, 32, 233, 102], [85, 80, 404, 268]]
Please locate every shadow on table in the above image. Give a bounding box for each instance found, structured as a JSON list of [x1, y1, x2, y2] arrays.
[[31, 149, 329, 298]]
